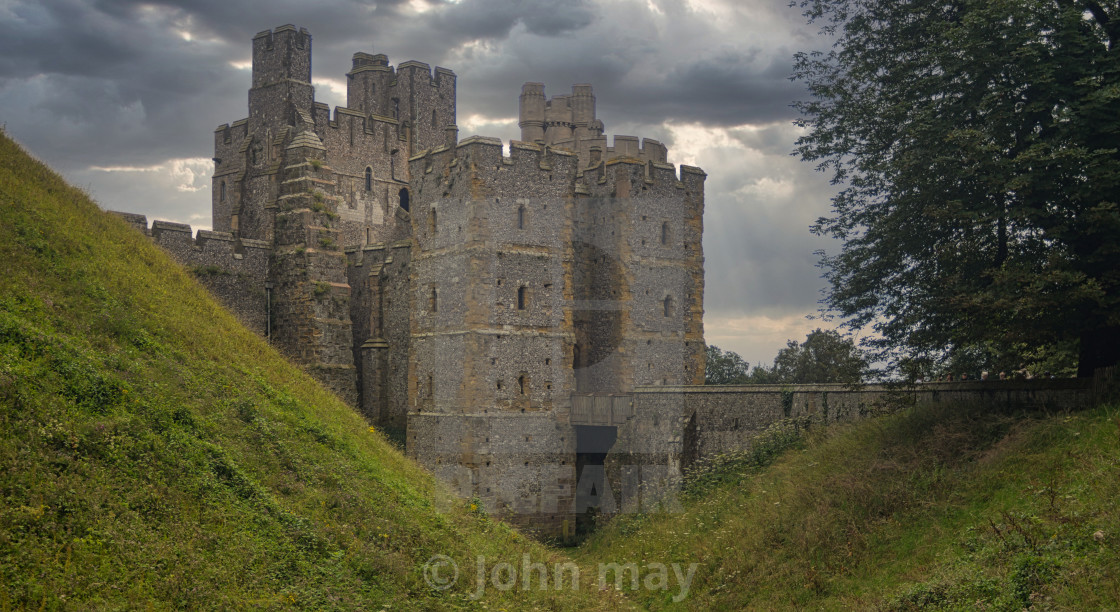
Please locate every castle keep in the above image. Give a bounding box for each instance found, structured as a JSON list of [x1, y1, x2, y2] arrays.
[[115, 25, 705, 535]]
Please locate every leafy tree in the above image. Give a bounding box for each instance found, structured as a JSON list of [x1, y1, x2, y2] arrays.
[[705, 345, 752, 384], [793, 0, 1120, 377], [771, 328, 869, 384], [705, 332, 868, 385], [705, 345, 780, 384]]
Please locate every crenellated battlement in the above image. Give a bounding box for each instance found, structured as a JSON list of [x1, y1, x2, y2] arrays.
[[251, 25, 312, 89], [111, 214, 272, 261], [407, 134, 702, 192]]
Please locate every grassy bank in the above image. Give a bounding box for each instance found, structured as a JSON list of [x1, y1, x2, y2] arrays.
[[0, 131, 626, 610], [576, 402, 1120, 610]]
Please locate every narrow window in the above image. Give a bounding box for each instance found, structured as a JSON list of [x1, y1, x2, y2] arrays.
[[431, 109, 437, 128], [430, 286, 438, 313], [220, 181, 226, 203], [517, 204, 526, 229], [518, 374, 527, 395], [427, 374, 434, 397], [399, 188, 410, 212], [661, 221, 669, 245], [663, 295, 673, 317], [573, 344, 581, 370], [517, 286, 528, 310], [366, 227, 371, 244], [365, 167, 372, 191], [429, 208, 437, 235], [371, 81, 376, 97], [392, 98, 399, 119]]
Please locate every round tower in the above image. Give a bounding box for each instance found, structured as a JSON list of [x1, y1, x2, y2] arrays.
[[347, 52, 392, 115], [544, 95, 573, 143], [519, 82, 546, 143], [571, 84, 596, 140]]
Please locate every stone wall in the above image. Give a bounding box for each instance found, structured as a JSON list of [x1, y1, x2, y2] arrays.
[[625, 379, 1096, 470], [408, 413, 577, 537]]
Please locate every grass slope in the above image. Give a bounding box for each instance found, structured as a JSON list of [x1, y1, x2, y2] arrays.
[[576, 401, 1120, 610], [0, 132, 628, 610]]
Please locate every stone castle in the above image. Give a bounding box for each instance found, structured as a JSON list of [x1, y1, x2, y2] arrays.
[[116, 25, 706, 535], [114, 25, 1104, 537]]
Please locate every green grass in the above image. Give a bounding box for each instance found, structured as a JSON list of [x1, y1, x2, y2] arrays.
[[0, 131, 627, 610], [575, 401, 1120, 610]]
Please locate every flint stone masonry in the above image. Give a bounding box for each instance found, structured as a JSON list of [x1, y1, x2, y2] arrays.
[[115, 24, 705, 538]]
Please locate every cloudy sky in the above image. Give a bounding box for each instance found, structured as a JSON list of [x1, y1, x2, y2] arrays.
[[0, 0, 844, 366]]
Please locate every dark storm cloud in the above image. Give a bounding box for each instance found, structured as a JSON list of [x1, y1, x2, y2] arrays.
[[432, 0, 595, 39], [444, 1, 809, 129], [0, 0, 841, 359]]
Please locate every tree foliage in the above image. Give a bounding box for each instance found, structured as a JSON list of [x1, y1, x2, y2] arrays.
[[705, 345, 755, 384], [793, 0, 1120, 376], [706, 330, 869, 385], [771, 328, 870, 384]]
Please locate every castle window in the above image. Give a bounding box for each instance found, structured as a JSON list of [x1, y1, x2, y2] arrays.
[[392, 98, 399, 120], [661, 221, 670, 245], [430, 286, 438, 313], [220, 181, 226, 203], [366, 228, 372, 244], [429, 208, 437, 235], [365, 167, 372, 191], [517, 204, 526, 230], [399, 188, 410, 212], [428, 374, 434, 397], [663, 295, 674, 317], [371, 81, 376, 97], [518, 374, 527, 396], [517, 286, 528, 310], [431, 109, 437, 128]]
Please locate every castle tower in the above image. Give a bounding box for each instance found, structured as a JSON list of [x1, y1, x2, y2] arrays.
[[518, 83, 546, 143], [216, 25, 315, 243], [346, 53, 394, 117], [250, 25, 313, 128], [544, 95, 574, 143], [571, 84, 596, 140]]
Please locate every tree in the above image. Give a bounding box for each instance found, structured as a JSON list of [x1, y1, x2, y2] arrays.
[[771, 329, 869, 384], [705, 332, 869, 385], [793, 0, 1120, 377], [704, 345, 778, 384], [705, 345, 752, 384]]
